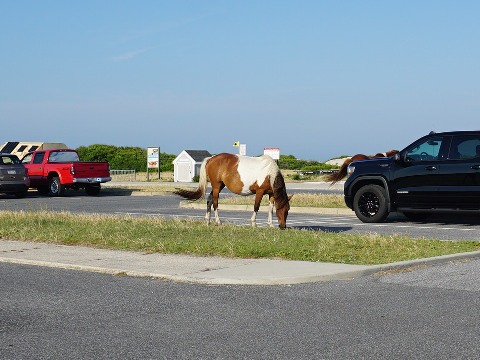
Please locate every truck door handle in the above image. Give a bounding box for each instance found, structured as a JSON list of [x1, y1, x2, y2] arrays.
[[471, 165, 480, 170], [425, 166, 437, 171]]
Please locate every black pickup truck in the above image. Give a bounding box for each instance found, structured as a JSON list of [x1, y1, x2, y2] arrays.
[[344, 131, 480, 222]]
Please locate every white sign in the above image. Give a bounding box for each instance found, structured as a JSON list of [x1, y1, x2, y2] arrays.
[[264, 147, 280, 160], [239, 144, 247, 156], [147, 147, 160, 169]]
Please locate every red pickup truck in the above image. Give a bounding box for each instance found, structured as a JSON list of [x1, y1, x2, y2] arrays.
[[21, 149, 111, 196]]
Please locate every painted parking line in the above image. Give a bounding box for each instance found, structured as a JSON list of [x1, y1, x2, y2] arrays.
[[287, 216, 478, 232]]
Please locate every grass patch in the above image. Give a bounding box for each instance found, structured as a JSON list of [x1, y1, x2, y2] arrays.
[[219, 193, 346, 208], [1, 210, 479, 265]]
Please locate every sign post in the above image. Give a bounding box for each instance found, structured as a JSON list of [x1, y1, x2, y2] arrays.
[[147, 147, 160, 181], [233, 141, 247, 156], [239, 144, 247, 156], [264, 147, 280, 162], [233, 141, 240, 155]]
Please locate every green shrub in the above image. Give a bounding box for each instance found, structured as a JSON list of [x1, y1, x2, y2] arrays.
[[278, 154, 337, 171], [76, 144, 174, 172], [75, 147, 337, 173]]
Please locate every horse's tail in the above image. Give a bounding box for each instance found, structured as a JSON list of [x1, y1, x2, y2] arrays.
[[326, 158, 353, 184], [173, 157, 210, 200]]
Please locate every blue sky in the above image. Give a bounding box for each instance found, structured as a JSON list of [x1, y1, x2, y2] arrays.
[[1, 1, 479, 161]]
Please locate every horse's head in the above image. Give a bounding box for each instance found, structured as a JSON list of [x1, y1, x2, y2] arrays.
[[276, 194, 293, 229]]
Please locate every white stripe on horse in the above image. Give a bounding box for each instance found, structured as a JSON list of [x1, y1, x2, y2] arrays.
[[236, 155, 278, 195]]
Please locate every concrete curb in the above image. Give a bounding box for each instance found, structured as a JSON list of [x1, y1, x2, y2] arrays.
[[0, 255, 369, 285], [342, 250, 480, 278], [1, 240, 479, 285]]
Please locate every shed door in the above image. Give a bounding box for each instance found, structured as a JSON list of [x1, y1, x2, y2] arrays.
[[177, 163, 191, 182]]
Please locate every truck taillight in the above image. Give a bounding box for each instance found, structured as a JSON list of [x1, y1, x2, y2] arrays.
[[70, 166, 76, 175]]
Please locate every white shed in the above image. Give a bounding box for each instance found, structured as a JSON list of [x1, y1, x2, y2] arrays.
[[172, 150, 212, 182]]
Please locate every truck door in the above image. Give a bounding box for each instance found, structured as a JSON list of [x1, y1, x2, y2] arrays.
[[439, 134, 480, 208], [22, 152, 46, 185], [391, 135, 449, 209]]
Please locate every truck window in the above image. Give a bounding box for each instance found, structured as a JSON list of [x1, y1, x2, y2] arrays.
[[406, 136, 444, 161], [448, 135, 480, 160], [33, 153, 45, 164], [48, 151, 80, 162], [0, 156, 18, 164], [21, 153, 32, 164]]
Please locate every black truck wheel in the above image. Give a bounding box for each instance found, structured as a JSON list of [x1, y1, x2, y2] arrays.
[[49, 176, 65, 196], [353, 184, 389, 223]]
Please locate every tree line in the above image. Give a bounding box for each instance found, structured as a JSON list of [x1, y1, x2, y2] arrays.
[[76, 144, 338, 172]]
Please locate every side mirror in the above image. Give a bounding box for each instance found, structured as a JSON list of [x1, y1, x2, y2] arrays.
[[394, 152, 402, 163]]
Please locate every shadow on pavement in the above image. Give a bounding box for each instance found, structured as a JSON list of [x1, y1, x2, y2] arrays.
[[291, 225, 352, 232], [386, 212, 480, 226]]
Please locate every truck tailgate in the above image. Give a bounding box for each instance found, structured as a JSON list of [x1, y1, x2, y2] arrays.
[[71, 162, 110, 178]]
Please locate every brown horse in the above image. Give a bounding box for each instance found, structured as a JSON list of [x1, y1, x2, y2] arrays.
[[327, 150, 399, 184], [173, 153, 292, 229]]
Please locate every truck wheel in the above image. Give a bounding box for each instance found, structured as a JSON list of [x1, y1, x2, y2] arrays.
[[85, 184, 101, 196], [49, 177, 65, 196], [353, 184, 389, 223]]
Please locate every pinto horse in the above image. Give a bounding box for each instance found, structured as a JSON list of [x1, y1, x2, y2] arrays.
[[326, 150, 399, 185], [173, 153, 292, 229]]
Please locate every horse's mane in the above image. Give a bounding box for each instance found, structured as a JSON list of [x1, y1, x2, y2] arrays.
[[272, 171, 289, 210], [255, 156, 289, 209]]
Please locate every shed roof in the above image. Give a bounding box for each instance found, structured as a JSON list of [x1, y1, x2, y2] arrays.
[[184, 150, 212, 162]]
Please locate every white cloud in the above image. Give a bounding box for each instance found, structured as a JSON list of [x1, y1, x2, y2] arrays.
[[112, 47, 151, 62]]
